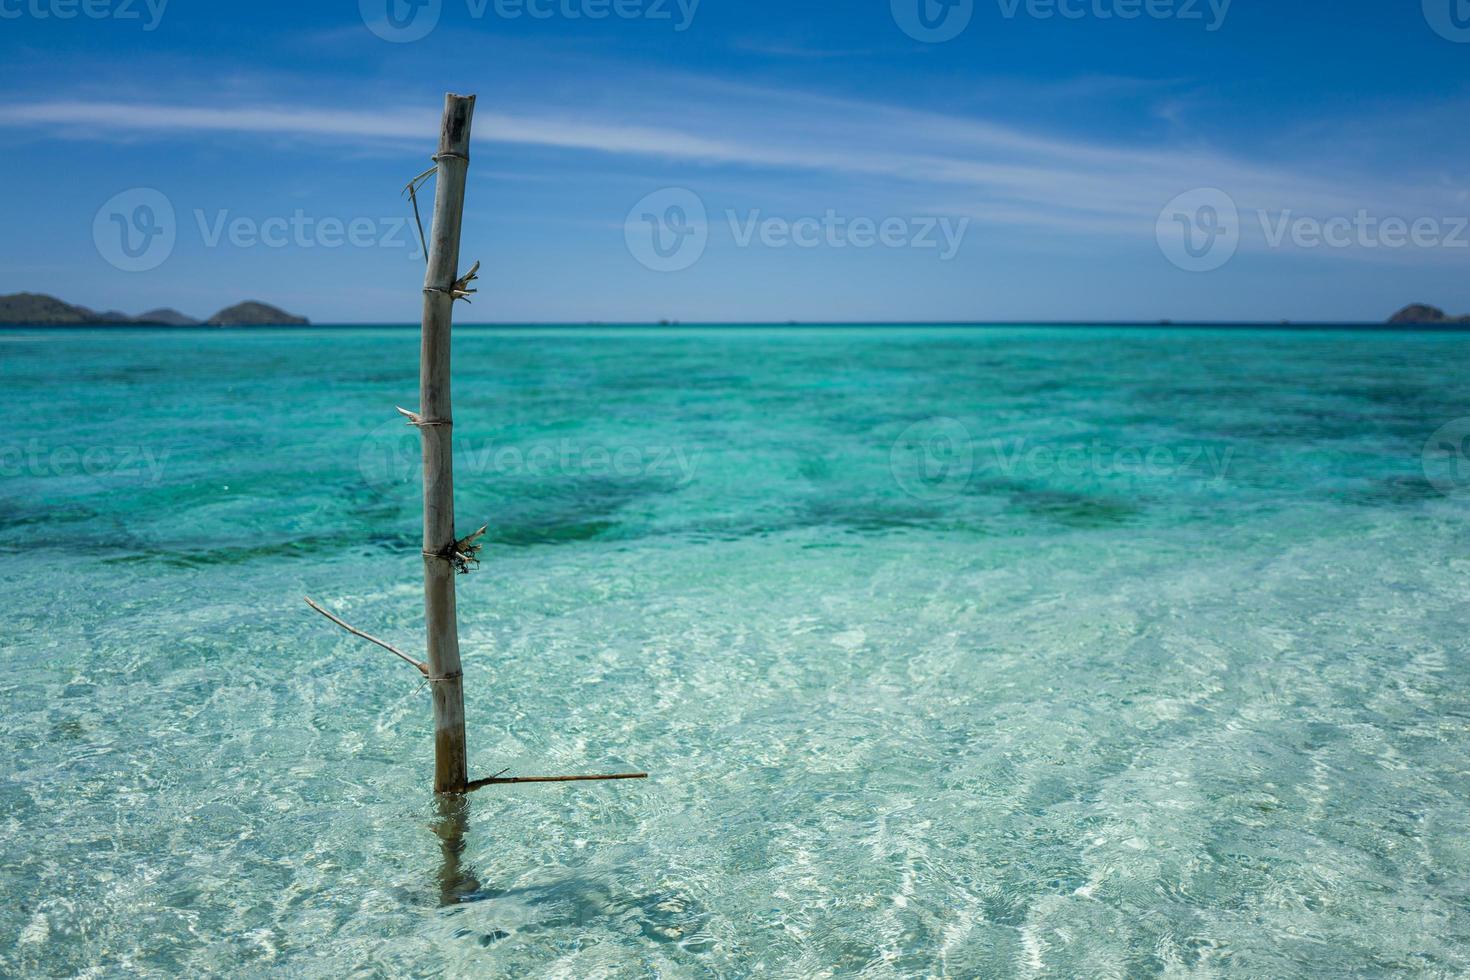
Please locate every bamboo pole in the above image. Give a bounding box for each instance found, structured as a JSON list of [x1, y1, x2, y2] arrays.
[[419, 93, 476, 794], [307, 96, 648, 797]]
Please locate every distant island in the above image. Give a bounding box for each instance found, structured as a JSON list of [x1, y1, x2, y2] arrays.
[[0, 293, 309, 326], [4, 292, 1464, 329], [1388, 304, 1470, 325]]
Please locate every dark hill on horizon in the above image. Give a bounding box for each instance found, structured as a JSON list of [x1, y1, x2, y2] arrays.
[[0, 293, 308, 326], [1387, 303, 1470, 325]]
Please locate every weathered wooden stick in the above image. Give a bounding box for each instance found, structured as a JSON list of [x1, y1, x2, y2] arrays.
[[419, 93, 476, 794], [465, 773, 650, 792], [304, 597, 429, 676]]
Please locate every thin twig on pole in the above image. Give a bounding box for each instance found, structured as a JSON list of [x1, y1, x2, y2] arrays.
[[403, 164, 437, 266], [465, 772, 650, 792], [304, 597, 429, 676]]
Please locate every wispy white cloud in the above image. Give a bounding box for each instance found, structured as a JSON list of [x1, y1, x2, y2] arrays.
[[2, 79, 1464, 258], [0, 101, 433, 140], [729, 38, 878, 58]]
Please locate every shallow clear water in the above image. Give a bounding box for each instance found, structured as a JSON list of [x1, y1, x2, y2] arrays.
[[2, 325, 1469, 977]]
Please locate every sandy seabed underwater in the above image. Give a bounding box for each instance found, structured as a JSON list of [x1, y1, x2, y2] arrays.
[[2, 325, 1469, 976]]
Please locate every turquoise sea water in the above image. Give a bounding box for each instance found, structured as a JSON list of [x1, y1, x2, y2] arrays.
[[2, 325, 1469, 977]]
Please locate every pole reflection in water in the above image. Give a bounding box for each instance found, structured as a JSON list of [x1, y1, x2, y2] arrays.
[[432, 794, 481, 907]]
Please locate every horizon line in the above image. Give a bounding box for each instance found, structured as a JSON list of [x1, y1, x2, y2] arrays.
[[6, 320, 1466, 331]]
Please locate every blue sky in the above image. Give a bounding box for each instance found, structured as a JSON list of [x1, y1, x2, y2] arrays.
[[1, 0, 1468, 323]]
